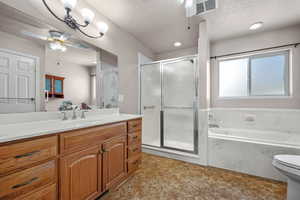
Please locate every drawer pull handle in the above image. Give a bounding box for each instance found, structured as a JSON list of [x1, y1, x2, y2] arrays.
[[132, 136, 138, 139], [15, 150, 41, 159], [132, 148, 138, 152], [12, 177, 38, 189], [131, 124, 138, 128]]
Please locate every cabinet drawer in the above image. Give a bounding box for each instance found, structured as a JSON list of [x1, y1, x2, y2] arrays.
[[128, 119, 142, 133], [0, 160, 56, 199], [60, 122, 127, 153], [16, 184, 57, 200], [127, 156, 141, 174], [128, 131, 141, 145], [0, 136, 57, 175], [128, 144, 141, 159]]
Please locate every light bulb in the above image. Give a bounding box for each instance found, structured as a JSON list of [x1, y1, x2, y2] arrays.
[[61, 0, 77, 10], [185, 0, 193, 8], [49, 42, 60, 50], [81, 8, 95, 24], [60, 46, 67, 52], [97, 22, 109, 35]]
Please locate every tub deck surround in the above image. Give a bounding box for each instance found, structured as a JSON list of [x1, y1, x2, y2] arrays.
[[208, 108, 300, 182], [208, 108, 300, 133], [210, 128, 300, 148], [102, 153, 286, 200], [0, 112, 142, 200], [0, 113, 142, 143]]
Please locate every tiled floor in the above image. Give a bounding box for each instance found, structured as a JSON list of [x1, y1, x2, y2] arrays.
[[102, 153, 286, 200]]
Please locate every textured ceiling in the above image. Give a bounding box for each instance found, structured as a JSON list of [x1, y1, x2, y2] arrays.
[[86, 0, 300, 54], [201, 0, 300, 42], [86, 0, 198, 54]]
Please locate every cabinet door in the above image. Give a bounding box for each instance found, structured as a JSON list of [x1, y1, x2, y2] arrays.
[[54, 78, 63, 94], [45, 76, 52, 93], [60, 146, 102, 200], [103, 136, 127, 190]]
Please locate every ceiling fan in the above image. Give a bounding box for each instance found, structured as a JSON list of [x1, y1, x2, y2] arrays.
[[21, 30, 92, 52]]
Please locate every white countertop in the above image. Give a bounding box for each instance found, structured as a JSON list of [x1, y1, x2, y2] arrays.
[[0, 114, 142, 143]]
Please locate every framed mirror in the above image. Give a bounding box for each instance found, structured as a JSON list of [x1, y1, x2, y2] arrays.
[[0, 2, 119, 113]]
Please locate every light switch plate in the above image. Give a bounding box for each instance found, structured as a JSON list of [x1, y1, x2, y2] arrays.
[[118, 94, 124, 103]]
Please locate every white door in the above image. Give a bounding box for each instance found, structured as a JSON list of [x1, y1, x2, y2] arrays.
[[140, 63, 161, 147], [0, 50, 37, 113]]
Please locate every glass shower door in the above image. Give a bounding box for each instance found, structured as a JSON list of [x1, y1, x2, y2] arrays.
[[162, 58, 198, 153], [140, 63, 161, 147]]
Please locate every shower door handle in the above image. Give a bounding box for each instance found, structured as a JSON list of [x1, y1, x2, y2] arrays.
[[143, 105, 155, 110]]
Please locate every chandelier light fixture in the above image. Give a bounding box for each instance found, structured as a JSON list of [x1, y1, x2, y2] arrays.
[[42, 0, 109, 39]]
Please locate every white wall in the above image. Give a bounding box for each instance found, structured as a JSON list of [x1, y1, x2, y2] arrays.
[[0, 30, 45, 111], [210, 25, 300, 109], [0, 0, 155, 114], [155, 47, 197, 60], [197, 21, 210, 166], [45, 48, 91, 111]]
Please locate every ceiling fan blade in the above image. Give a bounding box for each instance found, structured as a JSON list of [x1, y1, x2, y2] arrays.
[[48, 30, 72, 42], [21, 30, 49, 41], [64, 41, 92, 50]]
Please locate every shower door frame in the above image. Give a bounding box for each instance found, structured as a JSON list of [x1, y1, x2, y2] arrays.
[[140, 55, 199, 154]]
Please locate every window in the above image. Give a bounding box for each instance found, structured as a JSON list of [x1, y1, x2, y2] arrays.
[[219, 50, 289, 97]]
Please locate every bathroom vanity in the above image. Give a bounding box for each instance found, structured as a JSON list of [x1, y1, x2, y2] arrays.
[[0, 115, 142, 200]]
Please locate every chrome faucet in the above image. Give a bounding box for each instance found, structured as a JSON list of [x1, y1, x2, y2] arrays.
[[61, 111, 68, 121], [72, 105, 79, 120], [80, 110, 88, 119]]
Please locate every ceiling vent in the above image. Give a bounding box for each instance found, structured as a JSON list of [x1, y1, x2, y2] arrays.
[[186, 0, 217, 17], [196, 0, 217, 15]]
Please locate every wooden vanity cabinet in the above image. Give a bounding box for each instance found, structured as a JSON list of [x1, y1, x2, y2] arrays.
[[0, 136, 57, 176], [102, 135, 127, 190], [16, 184, 57, 200], [127, 119, 142, 175], [0, 118, 142, 200], [60, 146, 102, 200]]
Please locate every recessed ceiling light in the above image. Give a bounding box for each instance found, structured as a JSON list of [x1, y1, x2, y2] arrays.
[[249, 22, 263, 30], [174, 42, 182, 47]]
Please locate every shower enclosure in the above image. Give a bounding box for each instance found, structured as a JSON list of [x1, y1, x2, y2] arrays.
[[140, 56, 198, 154]]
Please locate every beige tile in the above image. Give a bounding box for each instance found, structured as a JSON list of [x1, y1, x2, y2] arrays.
[[102, 153, 286, 200]]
